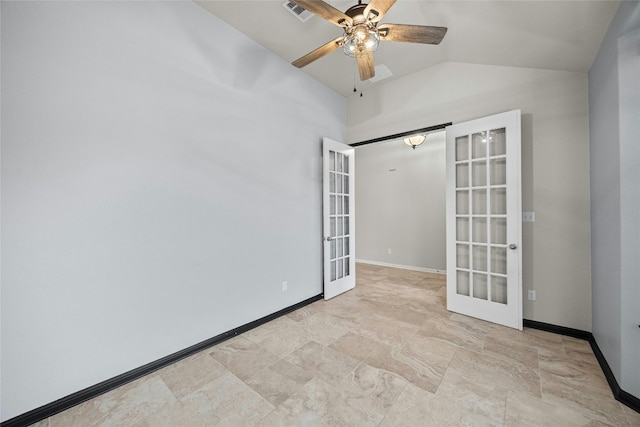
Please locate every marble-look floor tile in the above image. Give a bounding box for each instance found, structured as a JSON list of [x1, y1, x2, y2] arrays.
[[297, 311, 351, 345], [361, 298, 434, 326], [256, 377, 378, 427], [435, 368, 507, 425], [433, 285, 447, 298], [286, 305, 318, 322], [621, 403, 640, 427], [329, 331, 384, 361], [413, 294, 451, 320], [338, 362, 408, 420], [176, 372, 273, 426], [418, 316, 487, 353], [504, 391, 598, 426], [49, 375, 179, 427], [448, 347, 542, 398], [158, 352, 227, 400], [243, 359, 315, 406], [258, 366, 405, 427], [209, 336, 280, 380], [483, 334, 540, 370], [356, 312, 421, 349], [539, 350, 611, 395], [285, 340, 360, 386], [380, 383, 500, 427], [360, 278, 437, 303], [311, 294, 367, 326], [364, 335, 455, 393], [521, 327, 567, 356], [539, 355, 627, 426], [562, 336, 600, 367], [243, 316, 310, 358], [356, 263, 385, 273]]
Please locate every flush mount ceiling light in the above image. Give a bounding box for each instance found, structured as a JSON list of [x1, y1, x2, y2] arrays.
[[404, 134, 426, 150]]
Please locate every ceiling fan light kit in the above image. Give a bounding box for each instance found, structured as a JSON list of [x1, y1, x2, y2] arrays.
[[342, 23, 380, 57], [289, 0, 447, 82]]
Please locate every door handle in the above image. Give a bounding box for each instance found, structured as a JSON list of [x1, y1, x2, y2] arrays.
[[509, 244, 518, 250], [326, 236, 333, 241]]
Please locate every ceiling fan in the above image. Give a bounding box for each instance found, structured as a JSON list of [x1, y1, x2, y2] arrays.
[[289, 0, 447, 81]]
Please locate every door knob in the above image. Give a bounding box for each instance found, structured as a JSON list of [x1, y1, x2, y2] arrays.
[[326, 236, 333, 241], [509, 244, 518, 250]]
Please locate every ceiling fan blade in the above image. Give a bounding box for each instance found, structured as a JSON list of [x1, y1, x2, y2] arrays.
[[288, 0, 352, 27], [356, 52, 375, 81], [378, 24, 448, 45], [364, 0, 397, 23], [292, 37, 343, 68]]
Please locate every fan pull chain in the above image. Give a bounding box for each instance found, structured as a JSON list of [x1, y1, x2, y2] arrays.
[[353, 65, 358, 94], [353, 60, 364, 98]]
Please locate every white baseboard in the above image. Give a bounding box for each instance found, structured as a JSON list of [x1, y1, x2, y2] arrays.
[[355, 259, 446, 275]]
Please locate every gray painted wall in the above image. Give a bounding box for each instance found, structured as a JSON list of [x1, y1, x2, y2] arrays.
[[0, 1, 345, 420], [589, 0, 640, 399], [355, 132, 446, 271]]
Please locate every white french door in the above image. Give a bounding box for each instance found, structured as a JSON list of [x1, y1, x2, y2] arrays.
[[445, 110, 522, 330], [323, 137, 356, 300]]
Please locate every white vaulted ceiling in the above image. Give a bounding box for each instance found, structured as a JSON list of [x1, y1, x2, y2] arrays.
[[196, 1, 619, 97]]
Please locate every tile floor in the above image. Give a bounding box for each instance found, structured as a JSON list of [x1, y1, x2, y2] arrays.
[[33, 263, 639, 426]]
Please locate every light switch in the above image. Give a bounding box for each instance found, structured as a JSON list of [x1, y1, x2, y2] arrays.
[[523, 212, 535, 222]]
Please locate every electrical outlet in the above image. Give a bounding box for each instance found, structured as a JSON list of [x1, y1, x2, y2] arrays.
[[528, 290, 536, 301], [523, 212, 536, 222], [388, 248, 392, 254], [282, 281, 288, 291]]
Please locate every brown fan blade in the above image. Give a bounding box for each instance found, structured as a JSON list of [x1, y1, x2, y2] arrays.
[[292, 37, 343, 68], [289, 0, 352, 27], [356, 52, 375, 81], [364, 0, 396, 23], [378, 24, 447, 45]]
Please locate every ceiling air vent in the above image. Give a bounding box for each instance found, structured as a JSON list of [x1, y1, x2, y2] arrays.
[[283, 1, 313, 22]]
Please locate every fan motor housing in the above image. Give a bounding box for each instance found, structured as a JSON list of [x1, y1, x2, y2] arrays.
[[345, 4, 368, 23]]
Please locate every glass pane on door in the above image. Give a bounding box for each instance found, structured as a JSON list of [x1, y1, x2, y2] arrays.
[[456, 191, 469, 214], [457, 271, 470, 296], [472, 161, 487, 186], [457, 244, 470, 269], [457, 164, 469, 187], [472, 132, 487, 159], [456, 136, 469, 161], [489, 128, 506, 156], [473, 273, 488, 300], [491, 276, 507, 304]]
